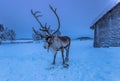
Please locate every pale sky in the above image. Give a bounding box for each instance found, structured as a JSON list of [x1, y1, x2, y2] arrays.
[[0, 0, 119, 38]]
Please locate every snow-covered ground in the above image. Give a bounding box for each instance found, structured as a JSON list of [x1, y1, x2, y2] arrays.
[[0, 39, 33, 44], [0, 40, 120, 81]]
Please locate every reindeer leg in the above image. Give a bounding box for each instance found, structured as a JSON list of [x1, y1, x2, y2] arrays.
[[65, 46, 70, 62], [65, 48, 69, 62], [52, 51, 57, 64], [61, 48, 65, 64]]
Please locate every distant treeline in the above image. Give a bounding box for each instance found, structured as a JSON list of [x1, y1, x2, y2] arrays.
[[76, 37, 93, 41]]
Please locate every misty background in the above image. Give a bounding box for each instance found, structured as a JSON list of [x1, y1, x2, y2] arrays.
[[0, 0, 119, 39]]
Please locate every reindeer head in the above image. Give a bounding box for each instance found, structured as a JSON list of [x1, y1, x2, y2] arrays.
[[43, 36, 54, 50]]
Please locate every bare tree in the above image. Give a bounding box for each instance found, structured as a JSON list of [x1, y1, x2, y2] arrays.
[[0, 25, 16, 41], [31, 5, 71, 66]]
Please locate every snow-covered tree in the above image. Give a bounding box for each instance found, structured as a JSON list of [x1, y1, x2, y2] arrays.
[[3, 28, 16, 40], [0, 24, 4, 32], [0, 24, 16, 42]]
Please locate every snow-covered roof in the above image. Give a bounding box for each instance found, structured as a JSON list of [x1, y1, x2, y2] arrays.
[[90, 2, 120, 29]]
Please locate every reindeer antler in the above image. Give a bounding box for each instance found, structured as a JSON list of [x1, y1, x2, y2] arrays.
[[49, 5, 61, 36], [31, 9, 51, 36], [31, 10, 43, 28], [31, 5, 61, 37]]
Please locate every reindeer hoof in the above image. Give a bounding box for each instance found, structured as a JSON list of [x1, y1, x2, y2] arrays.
[[63, 64, 69, 68], [65, 58, 69, 62], [52, 62, 55, 65]]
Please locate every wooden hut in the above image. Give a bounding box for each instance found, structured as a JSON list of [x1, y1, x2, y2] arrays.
[[90, 2, 120, 47]]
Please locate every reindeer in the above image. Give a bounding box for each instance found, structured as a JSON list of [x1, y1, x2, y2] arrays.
[[31, 5, 71, 66]]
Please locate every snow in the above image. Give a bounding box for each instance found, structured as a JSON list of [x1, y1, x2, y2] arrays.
[[0, 40, 120, 81], [0, 39, 33, 44]]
